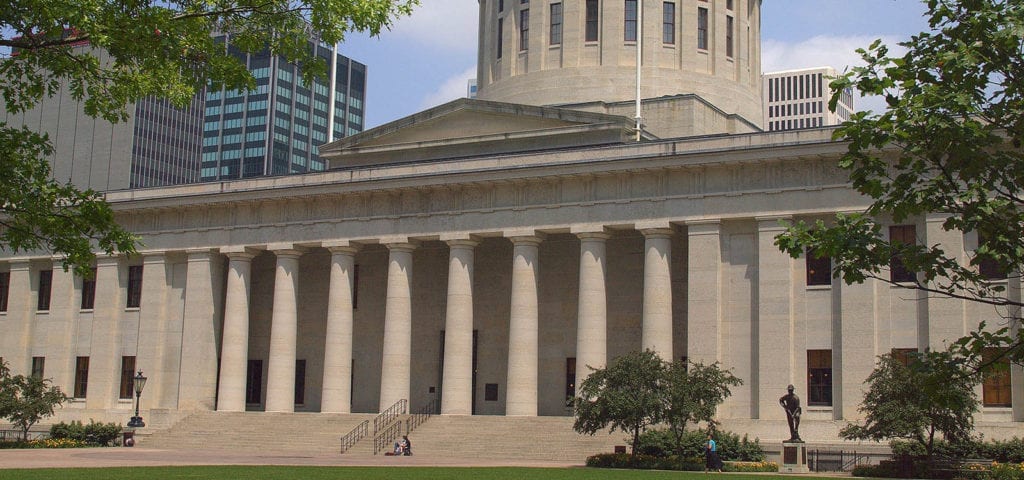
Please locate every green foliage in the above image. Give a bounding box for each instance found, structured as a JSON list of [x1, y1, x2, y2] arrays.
[[852, 462, 901, 478], [840, 351, 979, 458], [891, 437, 1024, 463], [662, 359, 742, 455], [636, 429, 765, 462], [585, 453, 705, 471], [573, 350, 666, 456], [0, 361, 69, 441], [573, 351, 743, 458], [50, 420, 122, 447], [0, 0, 417, 274], [774, 0, 1024, 368]]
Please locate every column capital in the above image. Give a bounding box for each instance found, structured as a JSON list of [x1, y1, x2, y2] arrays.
[[327, 245, 360, 256], [756, 215, 793, 231], [446, 239, 479, 249], [385, 242, 418, 253], [640, 228, 674, 239], [510, 235, 544, 247]]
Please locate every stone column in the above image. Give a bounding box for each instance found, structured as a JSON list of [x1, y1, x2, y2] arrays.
[[641, 228, 674, 361], [3, 261, 32, 375], [379, 242, 416, 412], [506, 236, 542, 416], [575, 231, 609, 395], [322, 245, 358, 413], [217, 251, 255, 412], [179, 250, 225, 411], [756, 216, 795, 420], [687, 221, 722, 364], [923, 214, 966, 350], [441, 239, 477, 415], [137, 253, 169, 409], [265, 248, 302, 413], [87, 256, 124, 410]]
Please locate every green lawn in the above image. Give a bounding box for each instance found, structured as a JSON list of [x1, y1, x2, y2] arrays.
[[0, 466, 840, 480]]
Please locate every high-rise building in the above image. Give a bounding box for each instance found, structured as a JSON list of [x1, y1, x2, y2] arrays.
[[199, 37, 366, 181], [762, 67, 854, 131], [1, 33, 366, 190]]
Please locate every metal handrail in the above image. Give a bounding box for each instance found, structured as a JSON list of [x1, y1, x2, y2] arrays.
[[339, 420, 369, 454], [405, 397, 439, 434], [373, 421, 402, 455], [373, 399, 407, 434]]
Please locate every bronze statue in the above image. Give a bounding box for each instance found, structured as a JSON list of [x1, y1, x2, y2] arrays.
[[779, 384, 802, 442]]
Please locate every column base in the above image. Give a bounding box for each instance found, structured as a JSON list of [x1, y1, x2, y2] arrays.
[[780, 441, 809, 474]]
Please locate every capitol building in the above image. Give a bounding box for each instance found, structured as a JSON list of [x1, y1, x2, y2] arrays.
[[0, 0, 1019, 443]]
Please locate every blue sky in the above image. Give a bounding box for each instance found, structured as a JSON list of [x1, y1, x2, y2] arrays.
[[341, 0, 932, 129]]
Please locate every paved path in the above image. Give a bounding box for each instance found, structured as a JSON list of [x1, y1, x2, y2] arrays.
[[0, 447, 583, 470]]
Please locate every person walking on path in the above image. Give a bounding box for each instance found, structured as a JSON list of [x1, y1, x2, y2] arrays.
[[705, 433, 723, 473]]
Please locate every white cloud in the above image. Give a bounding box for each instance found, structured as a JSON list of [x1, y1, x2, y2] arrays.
[[420, 66, 477, 110], [389, 0, 478, 52], [763, 35, 907, 113]]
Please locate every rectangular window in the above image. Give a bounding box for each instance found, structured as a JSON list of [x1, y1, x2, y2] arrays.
[[982, 348, 1012, 407], [74, 357, 90, 398], [977, 232, 1008, 280], [726, 0, 733, 9], [127, 265, 143, 308], [697, 7, 709, 50], [119, 356, 136, 400], [624, 0, 637, 42], [497, 18, 504, 58], [519, 9, 529, 50], [294, 359, 306, 405], [550, 3, 563, 45], [807, 350, 832, 406], [31, 356, 45, 379], [0, 271, 9, 312], [726, 15, 734, 57], [81, 267, 97, 310], [585, 0, 599, 41], [806, 248, 831, 286], [892, 348, 918, 367], [663, 2, 676, 44], [499, 0, 504, 12], [37, 269, 52, 311], [485, 383, 499, 401], [565, 357, 577, 401], [889, 225, 917, 283], [246, 360, 263, 404]]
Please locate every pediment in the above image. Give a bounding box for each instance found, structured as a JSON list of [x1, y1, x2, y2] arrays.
[[319, 98, 638, 168]]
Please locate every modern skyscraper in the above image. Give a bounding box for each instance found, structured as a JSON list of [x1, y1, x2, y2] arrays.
[[762, 67, 854, 131], [199, 37, 366, 181], [1, 33, 366, 190]]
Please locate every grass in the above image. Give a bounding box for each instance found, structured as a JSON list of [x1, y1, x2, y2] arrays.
[[0, 466, 839, 480]]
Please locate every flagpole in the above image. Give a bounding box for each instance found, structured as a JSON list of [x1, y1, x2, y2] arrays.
[[635, 0, 643, 141]]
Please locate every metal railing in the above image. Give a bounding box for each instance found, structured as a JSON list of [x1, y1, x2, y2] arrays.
[[339, 420, 369, 454], [808, 449, 875, 472], [0, 430, 49, 442], [373, 399, 407, 434], [405, 397, 439, 435], [373, 421, 403, 455]]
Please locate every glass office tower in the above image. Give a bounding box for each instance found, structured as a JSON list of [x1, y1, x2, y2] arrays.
[[200, 37, 366, 181]]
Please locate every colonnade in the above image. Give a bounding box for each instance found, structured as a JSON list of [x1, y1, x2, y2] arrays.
[[214, 227, 678, 415]]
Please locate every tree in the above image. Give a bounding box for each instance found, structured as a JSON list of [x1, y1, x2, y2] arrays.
[[840, 350, 979, 458], [573, 349, 666, 457], [0, 361, 69, 441], [775, 0, 1024, 370], [662, 359, 742, 456], [0, 0, 416, 276]]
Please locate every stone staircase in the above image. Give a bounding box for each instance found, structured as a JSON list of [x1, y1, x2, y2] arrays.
[[408, 415, 625, 462], [139, 411, 625, 462], [140, 412, 376, 455]]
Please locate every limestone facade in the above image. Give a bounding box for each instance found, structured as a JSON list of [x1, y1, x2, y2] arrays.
[[1, 121, 1020, 439]]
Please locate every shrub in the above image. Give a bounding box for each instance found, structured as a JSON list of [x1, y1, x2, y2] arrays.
[[50, 420, 122, 446], [724, 461, 778, 472], [634, 428, 766, 461], [853, 463, 900, 478], [585, 452, 705, 471]]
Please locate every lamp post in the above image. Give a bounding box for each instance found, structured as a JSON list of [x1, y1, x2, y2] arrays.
[[127, 370, 148, 428]]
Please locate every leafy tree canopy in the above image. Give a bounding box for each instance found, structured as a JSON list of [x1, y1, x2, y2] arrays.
[[840, 350, 979, 458], [776, 0, 1024, 367], [0, 0, 416, 276], [573, 350, 666, 457], [662, 359, 742, 455], [0, 361, 69, 441]]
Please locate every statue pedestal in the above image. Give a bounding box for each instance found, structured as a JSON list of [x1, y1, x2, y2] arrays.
[[780, 442, 809, 474]]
